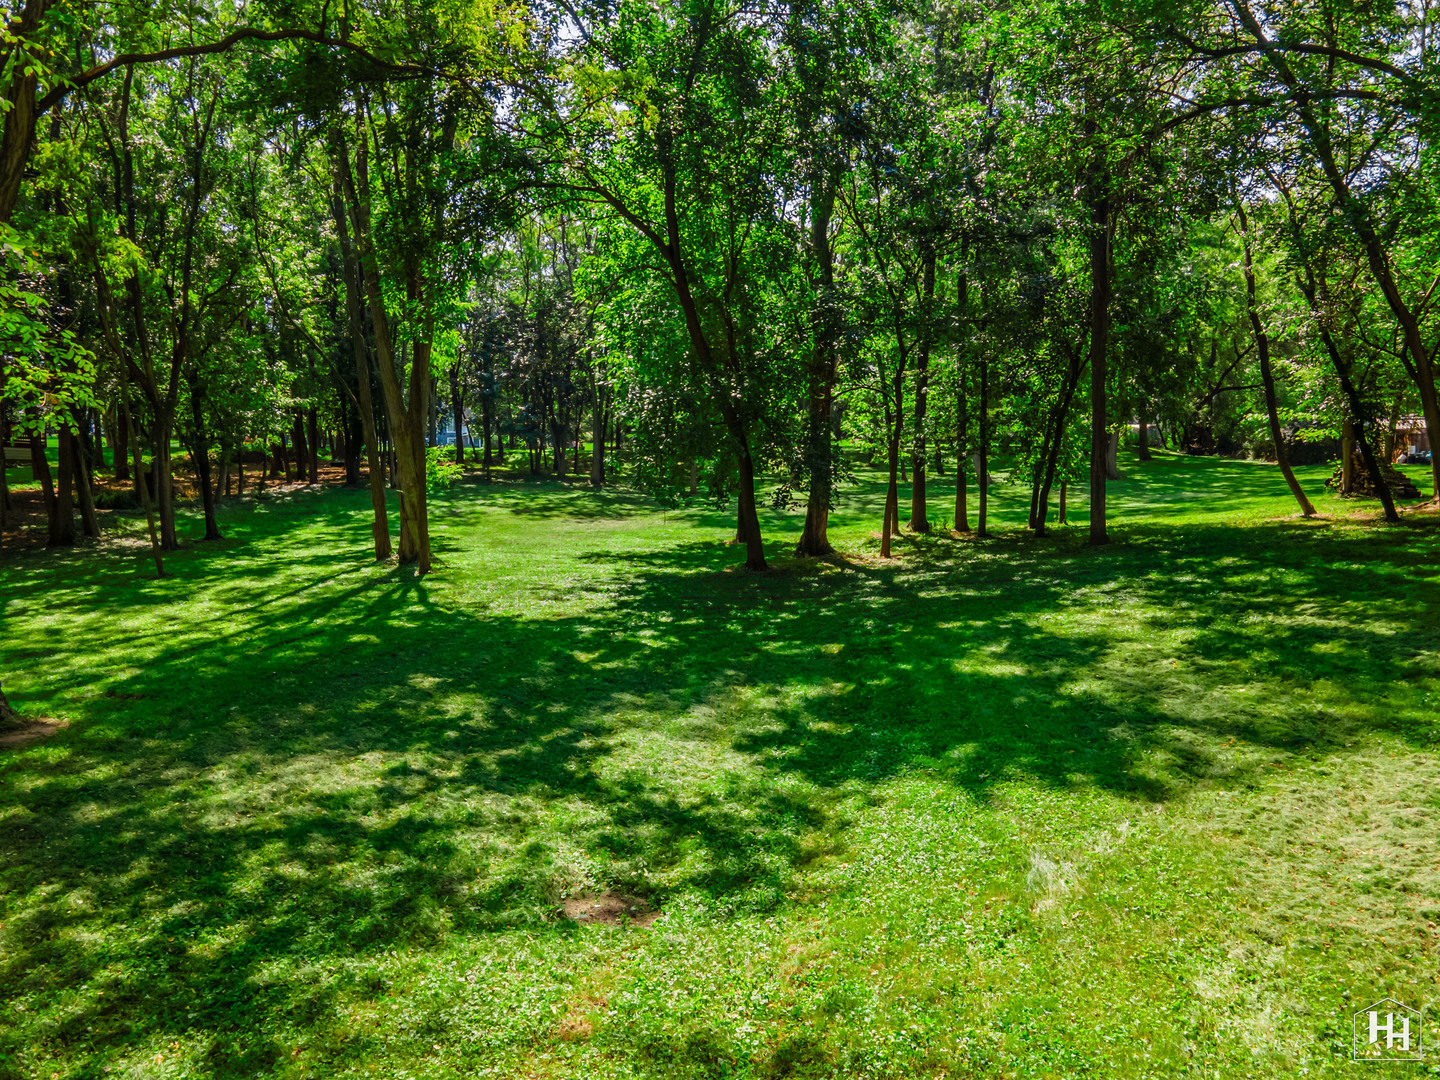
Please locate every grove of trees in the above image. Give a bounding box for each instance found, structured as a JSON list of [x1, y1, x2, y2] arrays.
[[3, 0, 1437, 573]]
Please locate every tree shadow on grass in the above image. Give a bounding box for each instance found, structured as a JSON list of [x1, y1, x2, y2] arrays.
[[0, 490, 1438, 1074]]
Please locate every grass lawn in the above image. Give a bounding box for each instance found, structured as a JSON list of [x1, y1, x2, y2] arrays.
[[2, 451, 1439, 1079]]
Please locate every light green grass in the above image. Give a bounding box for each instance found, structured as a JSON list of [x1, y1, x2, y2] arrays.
[[1, 452, 1438, 1079]]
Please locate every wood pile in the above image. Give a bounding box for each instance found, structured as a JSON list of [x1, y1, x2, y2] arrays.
[[1325, 454, 1422, 499]]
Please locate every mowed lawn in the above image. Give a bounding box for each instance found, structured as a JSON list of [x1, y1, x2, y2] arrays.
[[2, 452, 1439, 1079]]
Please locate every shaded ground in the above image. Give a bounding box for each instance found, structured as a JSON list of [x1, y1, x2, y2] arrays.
[[0, 452, 1437, 1079]]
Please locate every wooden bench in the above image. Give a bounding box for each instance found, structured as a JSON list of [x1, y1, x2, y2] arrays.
[[3, 444, 31, 468]]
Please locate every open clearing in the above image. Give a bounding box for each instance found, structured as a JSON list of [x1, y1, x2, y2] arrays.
[[2, 452, 1438, 1079]]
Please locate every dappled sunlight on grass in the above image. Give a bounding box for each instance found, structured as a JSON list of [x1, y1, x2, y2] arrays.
[[1, 452, 1438, 1078]]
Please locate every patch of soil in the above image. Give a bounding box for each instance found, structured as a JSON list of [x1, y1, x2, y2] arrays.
[[0, 718, 68, 749], [561, 891, 662, 928]]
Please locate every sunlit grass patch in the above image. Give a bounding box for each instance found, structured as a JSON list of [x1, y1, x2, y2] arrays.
[[1, 452, 1438, 1078]]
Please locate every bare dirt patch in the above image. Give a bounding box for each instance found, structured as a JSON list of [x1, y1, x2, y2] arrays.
[[0, 719, 68, 750], [561, 891, 662, 927]]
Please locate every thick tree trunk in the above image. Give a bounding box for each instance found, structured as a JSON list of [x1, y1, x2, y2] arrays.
[[1137, 416, 1152, 461]]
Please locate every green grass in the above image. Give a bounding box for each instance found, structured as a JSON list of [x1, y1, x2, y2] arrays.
[[2, 452, 1439, 1079]]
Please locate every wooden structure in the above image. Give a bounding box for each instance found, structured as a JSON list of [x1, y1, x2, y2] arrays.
[[1326, 454, 1422, 499]]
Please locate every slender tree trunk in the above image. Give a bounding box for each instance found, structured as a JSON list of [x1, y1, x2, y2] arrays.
[[307, 408, 319, 483], [909, 245, 937, 532], [1035, 351, 1084, 537], [1137, 415, 1152, 461], [1313, 308, 1399, 521], [1086, 147, 1111, 546], [330, 183, 391, 559], [881, 426, 901, 558], [51, 425, 77, 546], [292, 414, 309, 484], [589, 379, 604, 485], [734, 436, 767, 571], [794, 178, 840, 558], [1236, 199, 1315, 517], [190, 384, 222, 540], [114, 404, 130, 481], [450, 362, 465, 465], [121, 377, 164, 576], [71, 430, 100, 539], [155, 422, 179, 550], [1237, 0, 1440, 503], [336, 138, 428, 571], [1341, 418, 1356, 495], [977, 360, 990, 537]]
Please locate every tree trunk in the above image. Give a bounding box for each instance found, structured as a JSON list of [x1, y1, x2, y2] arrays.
[[1341, 418, 1355, 495], [155, 424, 178, 550], [0, 0, 42, 228], [1034, 351, 1084, 537], [307, 407, 319, 483], [114, 404, 130, 481], [590, 382, 605, 486], [1236, 198, 1315, 517], [329, 183, 392, 559], [190, 383, 222, 540], [121, 377, 164, 576], [29, 432, 63, 545], [978, 359, 990, 538], [71, 430, 100, 539], [909, 244, 937, 533], [335, 139, 428, 571], [1236, 0, 1440, 503], [292, 414, 309, 484], [1086, 150, 1111, 546], [0, 682, 22, 730], [1137, 415, 1152, 461], [450, 362, 465, 465], [1312, 308, 1399, 522], [734, 440, 767, 571]]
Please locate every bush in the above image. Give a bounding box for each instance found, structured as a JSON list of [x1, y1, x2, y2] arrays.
[[426, 447, 463, 494], [93, 490, 141, 511]]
